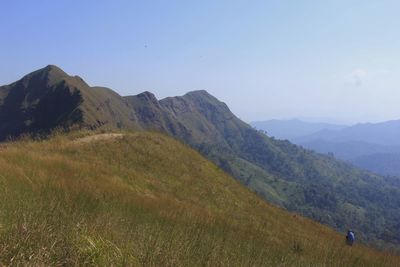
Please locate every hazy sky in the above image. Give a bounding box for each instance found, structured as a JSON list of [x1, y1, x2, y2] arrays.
[[1, 1, 400, 124]]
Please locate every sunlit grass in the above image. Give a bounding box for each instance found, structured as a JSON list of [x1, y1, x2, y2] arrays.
[[0, 131, 398, 266]]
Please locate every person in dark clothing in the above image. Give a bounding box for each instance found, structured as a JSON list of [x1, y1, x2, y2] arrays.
[[346, 230, 355, 246]]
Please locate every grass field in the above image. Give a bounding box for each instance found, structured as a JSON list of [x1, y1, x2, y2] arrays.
[[0, 131, 398, 266]]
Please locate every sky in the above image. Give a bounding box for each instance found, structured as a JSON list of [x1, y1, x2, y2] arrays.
[[1, 0, 400, 124]]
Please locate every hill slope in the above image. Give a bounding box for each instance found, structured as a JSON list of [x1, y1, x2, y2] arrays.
[[0, 132, 398, 266], [2, 66, 400, 248], [130, 90, 400, 248]]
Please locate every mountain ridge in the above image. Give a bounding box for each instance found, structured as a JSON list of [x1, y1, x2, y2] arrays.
[[296, 119, 400, 145]]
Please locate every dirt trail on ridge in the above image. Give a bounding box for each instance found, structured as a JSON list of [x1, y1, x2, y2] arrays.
[[72, 133, 125, 144]]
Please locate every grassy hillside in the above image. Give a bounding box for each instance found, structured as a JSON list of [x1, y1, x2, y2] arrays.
[[0, 131, 398, 266], [154, 90, 400, 248]]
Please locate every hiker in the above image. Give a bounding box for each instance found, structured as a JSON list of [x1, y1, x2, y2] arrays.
[[346, 230, 355, 246]]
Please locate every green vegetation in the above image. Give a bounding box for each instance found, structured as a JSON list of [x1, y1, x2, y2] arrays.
[[2, 65, 400, 248], [0, 131, 398, 266], [212, 132, 400, 249]]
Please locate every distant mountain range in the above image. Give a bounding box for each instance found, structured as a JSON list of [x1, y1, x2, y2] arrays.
[[296, 120, 400, 146], [251, 119, 346, 141], [252, 119, 400, 177], [2, 65, 400, 247]]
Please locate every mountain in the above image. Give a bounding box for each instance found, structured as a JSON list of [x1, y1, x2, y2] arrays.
[[1, 132, 398, 266], [0, 65, 138, 140], [351, 153, 400, 177], [296, 120, 400, 146], [294, 121, 400, 176], [251, 119, 345, 141], [2, 65, 400, 248], [296, 139, 400, 176], [297, 140, 400, 161]]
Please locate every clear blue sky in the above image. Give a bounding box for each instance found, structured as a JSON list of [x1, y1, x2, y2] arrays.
[[1, 0, 400, 124]]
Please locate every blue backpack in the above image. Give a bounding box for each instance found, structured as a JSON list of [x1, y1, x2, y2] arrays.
[[346, 231, 355, 245]]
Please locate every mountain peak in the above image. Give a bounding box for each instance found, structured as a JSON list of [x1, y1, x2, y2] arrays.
[[136, 91, 158, 101], [19, 65, 70, 88], [39, 64, 69, 79], [128, 91, 160, 107], [43, 64, 64, 72], [35, 64, 68, 78], [184, 90, 212, 97], [182, 90, 222, 105]]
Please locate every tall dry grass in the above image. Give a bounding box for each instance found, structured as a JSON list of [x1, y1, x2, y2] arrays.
[[0, 131, 398, 266]]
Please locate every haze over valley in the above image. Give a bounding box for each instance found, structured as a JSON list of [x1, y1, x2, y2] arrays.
[[252, 119, 400, 177]]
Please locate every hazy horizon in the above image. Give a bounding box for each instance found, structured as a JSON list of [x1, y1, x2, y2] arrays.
[[2, 1, 400, 125]]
